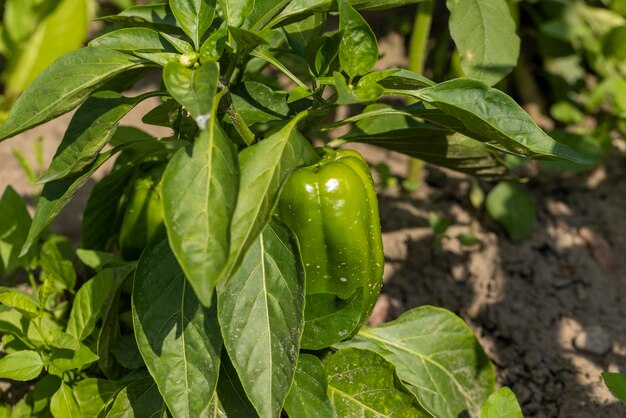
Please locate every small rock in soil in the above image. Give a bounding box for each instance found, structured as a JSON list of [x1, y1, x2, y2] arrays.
[[573, 325, 612, 356]]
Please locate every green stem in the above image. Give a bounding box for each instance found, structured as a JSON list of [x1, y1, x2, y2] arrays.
[[406, 1, 434, 188], [220, 92, 256, 146]]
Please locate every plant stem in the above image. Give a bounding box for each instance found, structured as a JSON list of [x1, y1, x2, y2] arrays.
[[406, 0, 434, 189]]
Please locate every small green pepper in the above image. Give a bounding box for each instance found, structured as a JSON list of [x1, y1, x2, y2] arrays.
[[118, 169, 165, 260], [277, 148, 384, 348]]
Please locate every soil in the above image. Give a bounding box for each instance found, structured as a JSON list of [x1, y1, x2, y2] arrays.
[[1, 37, 625, 418]]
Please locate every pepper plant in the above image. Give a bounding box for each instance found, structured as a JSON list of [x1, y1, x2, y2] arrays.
[[0, 0, 585, 417]]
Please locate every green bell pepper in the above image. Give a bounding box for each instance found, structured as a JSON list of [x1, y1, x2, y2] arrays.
[[277, 148, 384, 349]]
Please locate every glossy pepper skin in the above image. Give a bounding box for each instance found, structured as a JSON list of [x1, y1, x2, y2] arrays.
[[277, 148, 384, 341], [118, 170, 165, 260]]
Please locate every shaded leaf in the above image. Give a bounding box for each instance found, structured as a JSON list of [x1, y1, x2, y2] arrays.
[[50, 382, 80, 418], [99, 4, 181, 33], [107, 376, 167, 418], [133, 237, 222, 417], [0, 187, 31, 273], [284, 354, 335, 418], [73, 378, 120, 418], [486, 182, 535, 242]]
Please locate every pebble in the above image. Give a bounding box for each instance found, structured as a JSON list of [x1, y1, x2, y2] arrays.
[[573, 325, 612, 356]]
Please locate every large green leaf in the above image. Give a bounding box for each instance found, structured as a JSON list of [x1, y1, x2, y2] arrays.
[[133, 237, 222, 418], [40, 239, 77, 291], [0, 187, 31, 273], [0, 350, 44, 381], [0, 48, 147, 142], [39, 91, 148, 184], [107, 376, 167, 418], [3, 0, 89, 98], [326, 348, 429, 417], [284, 354, 335, 418], [170, 0, 216, 48], [231, 81, 291, 124], [446, 0, 520, 86], [163, 61, 220, 128], [271, 0, 428, 27], [21, 149, 120, 256], [336, 306, 495, 418], [411, 79, 589, 164], [226, 115, 318, 279], [162, 124, 239, 306], [47, 343, 99, 375], [218, 220, 304, 418], [341, 106, 509, 177], [338, 0, 378, 79], [479, 387, 523, 418], [212, 352, 258, 417], [67, 265, 133, 341]]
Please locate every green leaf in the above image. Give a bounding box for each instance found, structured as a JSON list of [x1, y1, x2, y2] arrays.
[[40, 239, 77, 291], [3, 0, 89, 98], [284, 354, 335, 418], [38, 91, 146, 184], [335, 306, 495, 418], [0, 48, 147, 142], [107, 377, 167, 418], [133, 237, 222, 418], [446, 0, 520, 86], [376, 69, 435, 90], [200, 26, 228, 63], [163, 61, 220, 128], [49, 331, 81, 351], [0, 288, 39, 317], [342, 106, 508, 177], [162, 123, 239, 306], [29, 375, 62, 416], [227, 115, 318, 279], [301, 291, 363, 350], [212, 351, 258, 417], [50, 382, 80, 418], [170, 0, 216, 48], [136, 51, 181, 66], [219, 0, 254, 27], [283, 13, 326, 56], [89, 27, 177, 53], [229, 27, 269, 54], [0, 350, 44, 381], [602, 372, 626, 405], [326, 348, 429, 417], [218, 220, 304, 418], [21, 149, 121, 256], [428, 212, 449, 236], [73, 378, 120, 418], [540, 130, 602, 173], [480, 387, 523, 418], [97, 295, 124, 379], [67, 266, 133, 341], [110, 334, 144, 370], [231, 81, 291, 124], [99, 4, 181, 33], [333, 72, 383, 105], [0, 186, 31, 273], [81, 165, 134, 251], [411, 79, 589, 164], [48, 343, 99, 375], [486, 182, 535, 242], [272, 0, 427, 27], [338, 0, 378, 79]]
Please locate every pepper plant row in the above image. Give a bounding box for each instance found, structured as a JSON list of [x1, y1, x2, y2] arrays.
[[0, 0, 587, 417]]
